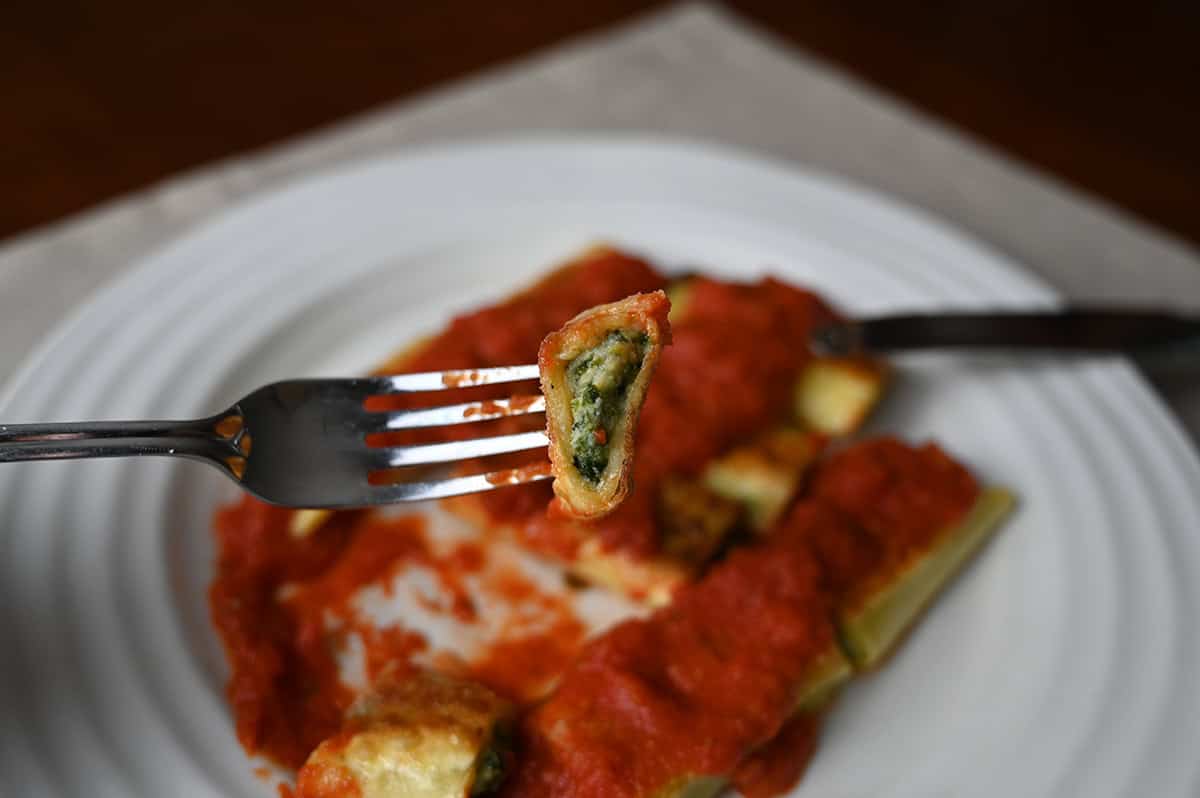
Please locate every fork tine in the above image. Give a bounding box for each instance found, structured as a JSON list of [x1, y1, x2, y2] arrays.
[[363, 395, 545, 432], [364, 365, 540, 394], [366, 430, 549, 469], [369, 465, 553, 503]]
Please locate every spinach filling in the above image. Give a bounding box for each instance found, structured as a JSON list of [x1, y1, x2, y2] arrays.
[[565, 330, 649, 484], [470, 746, 506, 796], [470, 728, 513, 796]]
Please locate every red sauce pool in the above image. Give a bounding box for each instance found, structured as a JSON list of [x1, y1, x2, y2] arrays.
[[209, 503, 589, 772], [210, 500, 360, 769], [460, 565, 586, 701]]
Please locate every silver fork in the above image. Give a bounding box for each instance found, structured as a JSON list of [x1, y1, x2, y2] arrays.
[[0, 366, 549, 508]]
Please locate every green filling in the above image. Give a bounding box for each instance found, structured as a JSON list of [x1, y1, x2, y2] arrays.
[[566, 330, 649, 484], [470, 731, 511, 796]]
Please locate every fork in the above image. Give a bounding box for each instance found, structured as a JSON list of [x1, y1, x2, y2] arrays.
[[6, 310, 1194, 509], [0, 366, 549, 508]]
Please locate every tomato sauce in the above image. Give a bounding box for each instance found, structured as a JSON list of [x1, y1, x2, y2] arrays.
[[210, 500, 360, 770], [502, 529, 836, 798], [463, 564, 589, 702], [776, 499, 883, 600], [730, 713, 822, 798], [467, 611, 586, 702], [209, 502, 590, 772], [786, 438, 980, 608]]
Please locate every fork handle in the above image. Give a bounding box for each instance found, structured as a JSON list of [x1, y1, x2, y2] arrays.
[[0, 436, 236, 464], [0, 418, 219, 442], [0, 418, 238, 464]]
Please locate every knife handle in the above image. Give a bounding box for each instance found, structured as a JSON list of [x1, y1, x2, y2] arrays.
[[813, 310, 1200, 364]]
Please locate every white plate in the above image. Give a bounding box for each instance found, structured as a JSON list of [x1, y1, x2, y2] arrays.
[[1, 137, 1198, 798]]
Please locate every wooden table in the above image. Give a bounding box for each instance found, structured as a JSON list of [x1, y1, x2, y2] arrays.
[[5, 1, 1198, 247]]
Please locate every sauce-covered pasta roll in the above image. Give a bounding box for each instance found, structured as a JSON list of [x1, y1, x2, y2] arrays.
[[792, 439, 1015, 670], [539, 290, 671, 520], [296, 671, 514, 798]]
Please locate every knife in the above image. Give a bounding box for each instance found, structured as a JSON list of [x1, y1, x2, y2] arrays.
[[811, 310, 1200, 369]]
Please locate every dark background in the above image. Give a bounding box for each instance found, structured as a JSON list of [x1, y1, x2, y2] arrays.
[[5, 1, 1199, 246]]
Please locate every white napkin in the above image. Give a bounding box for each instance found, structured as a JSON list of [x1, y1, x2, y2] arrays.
[[1, 2, 1197, 436]]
